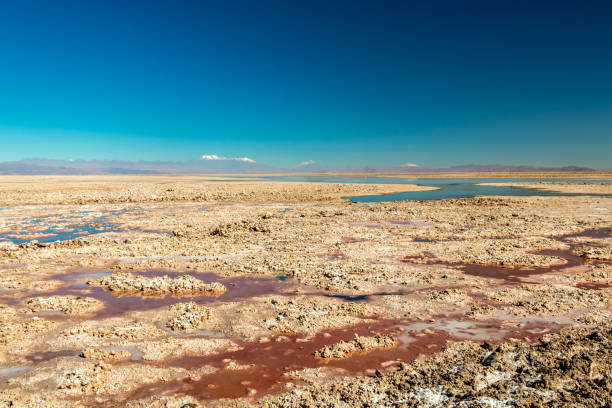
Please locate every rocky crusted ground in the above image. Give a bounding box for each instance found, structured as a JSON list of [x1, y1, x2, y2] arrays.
[[487, 284, 612, 317], [92, 272, 227, 297], [0, 174, 609, 406], [0, 175, 432, 206], [251, 324, 612, 408], [573, 244, 612, 260], [166, 302, 215, 331], [80, 348, 132, 362], [313, 334, 397, 359], [25, 295, 104, 315]]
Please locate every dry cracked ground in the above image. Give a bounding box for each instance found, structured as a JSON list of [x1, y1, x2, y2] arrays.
[[0, 174, 610, 407]]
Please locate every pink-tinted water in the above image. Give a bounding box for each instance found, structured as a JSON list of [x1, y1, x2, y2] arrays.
[[33, 270, 299, 319], [127, 313, 568, 401], [401, 228, 611, 283]]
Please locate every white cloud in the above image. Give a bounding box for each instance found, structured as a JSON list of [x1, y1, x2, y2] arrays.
[[201, 154, 222, 160], [201, 154, 255, 163], [297, 160, 316, 167], [400, 162, 419, 167]]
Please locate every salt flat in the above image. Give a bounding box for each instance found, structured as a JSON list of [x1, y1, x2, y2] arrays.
[[0, 174, 610, 407]]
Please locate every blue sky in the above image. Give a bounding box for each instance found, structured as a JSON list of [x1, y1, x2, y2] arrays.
[[0, 0, 610, 168]]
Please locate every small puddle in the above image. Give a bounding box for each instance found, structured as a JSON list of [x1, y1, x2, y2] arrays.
[[561, 227, 610, 240], [350, 221, 384, 228], [0, 208, 150, 244], [387, 219, 435, 228], [56, 271, 112, 280], [324, 293, 371, 302], [1, 217, 122, 245], [26, 349, 78, 363], [140, 229, 173, 235], [399, 313, 570, 343], [322, 253, 347, 261], [0, 365, 34, 378], [350, 220, 432, 229], [24, 346, 144, 365], [400, 228, 611, 283], [574, 282, 611, 290]]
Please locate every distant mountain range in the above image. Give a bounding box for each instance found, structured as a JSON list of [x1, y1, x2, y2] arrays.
[[356, 164, 598, 173], [0, 158, 598, 175], [0, 157, 276, 174]]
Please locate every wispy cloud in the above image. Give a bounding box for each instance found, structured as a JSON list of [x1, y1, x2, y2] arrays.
[[400, 162, 419, 167], [297, 160, 316, 167], [201, 154, 255, 163]]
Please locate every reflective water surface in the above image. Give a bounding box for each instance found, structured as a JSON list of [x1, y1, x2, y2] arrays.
[[264, 176, 612, 202]]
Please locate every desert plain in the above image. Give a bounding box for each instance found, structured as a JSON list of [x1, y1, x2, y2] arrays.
[[0, 174, 610, 407]]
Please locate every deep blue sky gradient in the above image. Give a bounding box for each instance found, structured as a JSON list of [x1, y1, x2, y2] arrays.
[[0, 0, 611, 167]]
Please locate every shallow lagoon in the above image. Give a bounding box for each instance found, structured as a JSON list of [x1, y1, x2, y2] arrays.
[[264, 176, 612, 202]]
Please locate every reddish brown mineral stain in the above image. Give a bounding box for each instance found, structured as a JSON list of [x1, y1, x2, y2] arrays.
[[127, 315, 569, 401], [26, 349, 77, 363], [135, 320, 444, 400], [399, 252, 437, 263], [35, 271, 300, 319], [574, 281, 611, 290], [340, 236, 364, 244], [560, 227, 610, 240], [19, 229, 606, 403], [322, 253, 348, 261], [400, 229, 610, 283]]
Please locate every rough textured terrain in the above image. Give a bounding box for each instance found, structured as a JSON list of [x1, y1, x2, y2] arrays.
[[93, 273, 227, 297], [254, 324, 612, 408], [313, 334, 397, 359], [0, 174, 609, 406]]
